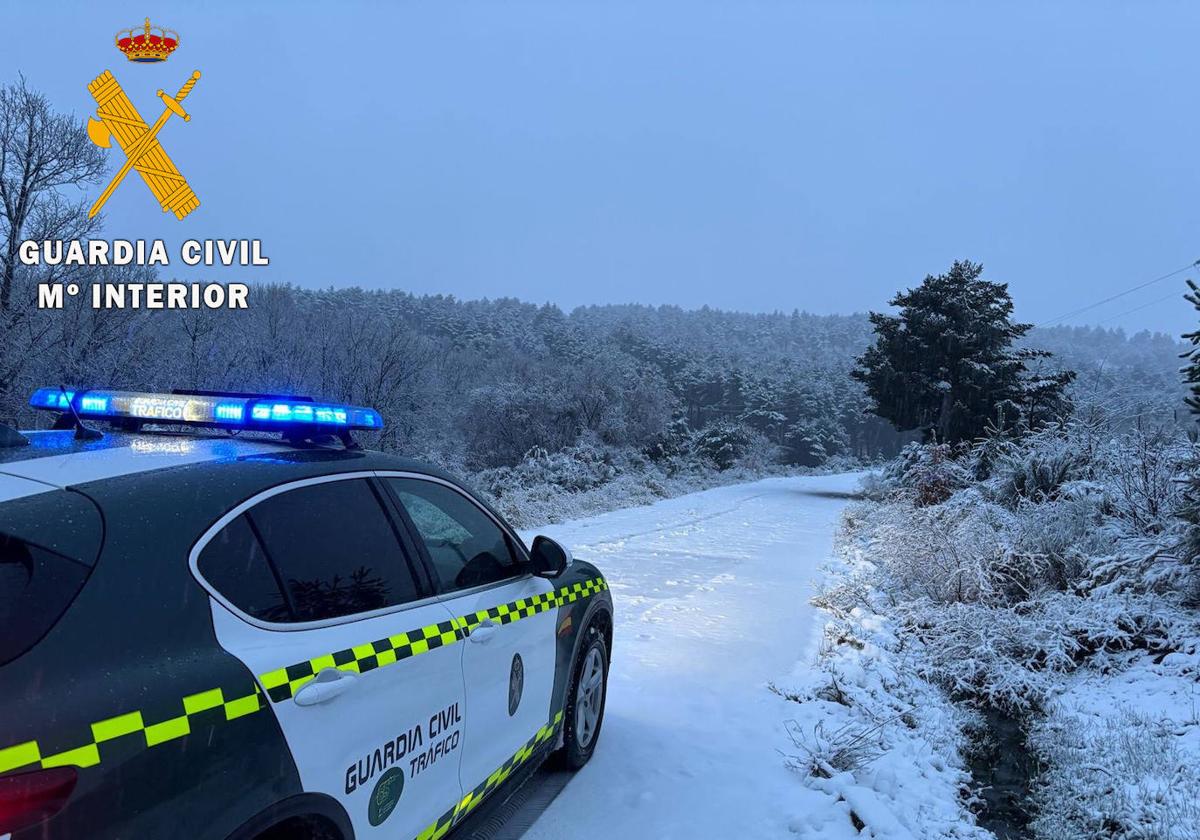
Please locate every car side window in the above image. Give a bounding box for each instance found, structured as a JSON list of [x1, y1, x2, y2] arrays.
[[198, 478, 422, 623], [196, 515, 292, 622], [386, 478, 524, 593]]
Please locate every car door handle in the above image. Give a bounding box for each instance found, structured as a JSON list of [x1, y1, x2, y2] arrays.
[[468, 619, 499, 644], [293, 668, 357, 707]]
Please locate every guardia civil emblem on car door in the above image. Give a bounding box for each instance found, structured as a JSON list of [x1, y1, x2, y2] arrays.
[[368, 767, 404, 827], [508, 653, 524, 716]]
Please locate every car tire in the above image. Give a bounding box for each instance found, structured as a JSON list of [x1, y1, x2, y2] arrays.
[[254, 814, 342, 840], [558, 628, 609, 770]]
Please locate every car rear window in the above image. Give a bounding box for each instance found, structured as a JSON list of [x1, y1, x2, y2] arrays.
[[198, 478, 424, 623], [194, 514, 292, 622], [0, 490, 103, 665]]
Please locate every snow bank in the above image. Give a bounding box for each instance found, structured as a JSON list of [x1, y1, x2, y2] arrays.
[[773, 524, 995, 839]]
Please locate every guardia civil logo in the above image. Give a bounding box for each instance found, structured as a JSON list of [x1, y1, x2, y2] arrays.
[[84, 18, 201, 220], [508, 653, 525, 717], [368, 767, 405, 827]]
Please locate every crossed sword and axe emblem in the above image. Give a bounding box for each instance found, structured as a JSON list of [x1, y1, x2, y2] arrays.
[[85, 69, 202, 220]]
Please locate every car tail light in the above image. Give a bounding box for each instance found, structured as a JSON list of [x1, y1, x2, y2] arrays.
[[0, 767, 78, 833]]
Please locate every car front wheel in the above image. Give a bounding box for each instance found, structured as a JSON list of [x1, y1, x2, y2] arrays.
[[559, 630, 608, 769]]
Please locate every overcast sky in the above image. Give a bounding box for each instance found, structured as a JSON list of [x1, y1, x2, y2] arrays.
[[3, 1, 1198, 334]]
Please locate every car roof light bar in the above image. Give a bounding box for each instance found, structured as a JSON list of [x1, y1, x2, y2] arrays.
[[28, 388, 383, 438]]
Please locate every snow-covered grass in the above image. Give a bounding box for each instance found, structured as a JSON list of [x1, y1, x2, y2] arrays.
[[774, 513, 995, 839], [1028, 650, 1200, 840], [818, 419, 1200, 838]]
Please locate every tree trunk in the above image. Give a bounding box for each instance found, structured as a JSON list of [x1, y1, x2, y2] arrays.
[[936, 389, 953, 443]]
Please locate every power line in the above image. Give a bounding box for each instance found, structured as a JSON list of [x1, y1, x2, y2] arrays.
[[1037, 259, 1199, 327], [1094, 288, 1186, 326]]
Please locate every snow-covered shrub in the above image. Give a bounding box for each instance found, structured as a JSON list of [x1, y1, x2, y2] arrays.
[[474, 440, 628, 499], [857, 469, 904, 503], [645, 419, 782, 474], [1176, 444, 1200, 588], [1100, 423, 1189, 536], [854, 489, 1042, 606], [691, 420, 755, 470], [782, 414, 849, 467], [850, 421, 1188, 658], [1087, 546, 1197, 604], [819, 452, 870, 475], [519, 440, 618, 492], [733, 430, 784, 472], [470, 438, 804, 529], [458, 382, 577, 468], [906, 593, 1186, 713], [1010, 488, 1113, 591], [983, 427, 1091, 508], [644, 417, 693, 463], [783, 717, 887, 779], [882, 442, 972, 505], [836, 414, 1200, 838], [967, 427, 1011, 481], [473, 442, 639, 525], [906, 600, 1066, 711], [843, 482, 1191, 713]]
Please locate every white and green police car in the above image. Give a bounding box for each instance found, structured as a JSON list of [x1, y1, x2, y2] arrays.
[[0, 388, 612, 840]]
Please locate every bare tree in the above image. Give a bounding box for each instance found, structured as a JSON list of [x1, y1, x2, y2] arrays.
[[0, 77, 106, 312]]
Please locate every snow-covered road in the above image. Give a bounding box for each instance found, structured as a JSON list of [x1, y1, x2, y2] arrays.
[[519, 473, 863, 839]]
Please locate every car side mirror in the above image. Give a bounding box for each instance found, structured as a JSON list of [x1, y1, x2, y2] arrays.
[[529, 535, 571, 578]]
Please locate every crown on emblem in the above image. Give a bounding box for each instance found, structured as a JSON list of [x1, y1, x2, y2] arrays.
[[115, 17, 179, 63]]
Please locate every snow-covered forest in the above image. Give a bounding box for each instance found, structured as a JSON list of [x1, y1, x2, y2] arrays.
[[0, 276, 1186, 524]]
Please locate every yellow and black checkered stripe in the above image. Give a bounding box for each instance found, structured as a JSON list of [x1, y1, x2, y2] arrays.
[[0, 578, 604, 772], [0, 576, 606, 776], [262, 576, 609, 703], [260, 618, 464, 703], [0, 682, 264, 775], [460, 577, 608, 632], [415, 711, 565, 840]]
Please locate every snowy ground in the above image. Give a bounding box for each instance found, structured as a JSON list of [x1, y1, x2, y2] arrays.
[[1027, 650, 1200, 839], [517, 472, 863, 839]]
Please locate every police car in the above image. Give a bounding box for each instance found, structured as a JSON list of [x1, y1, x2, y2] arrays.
[[0, 388, 612, 840]]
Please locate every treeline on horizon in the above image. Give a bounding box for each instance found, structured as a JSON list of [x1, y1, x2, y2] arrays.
[[0, 280, 1188, 473]]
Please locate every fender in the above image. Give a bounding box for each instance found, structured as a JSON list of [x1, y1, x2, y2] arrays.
[[225, 792, 355, 840], [549, 559, 613, 741]]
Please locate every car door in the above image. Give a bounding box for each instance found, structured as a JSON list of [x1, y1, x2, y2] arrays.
[[191, 474, 466, 838], [381, 475, 559, 818]]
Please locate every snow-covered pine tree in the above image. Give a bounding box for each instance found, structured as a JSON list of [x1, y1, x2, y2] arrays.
[[1177, 279, 1200, 585], [852, 260, 1075, 445]]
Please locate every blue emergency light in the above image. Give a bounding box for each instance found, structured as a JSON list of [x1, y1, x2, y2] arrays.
[[29, 387, 382, 434]]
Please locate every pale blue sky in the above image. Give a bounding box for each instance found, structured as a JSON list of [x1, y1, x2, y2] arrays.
[[2, 1, 1198, 334]]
